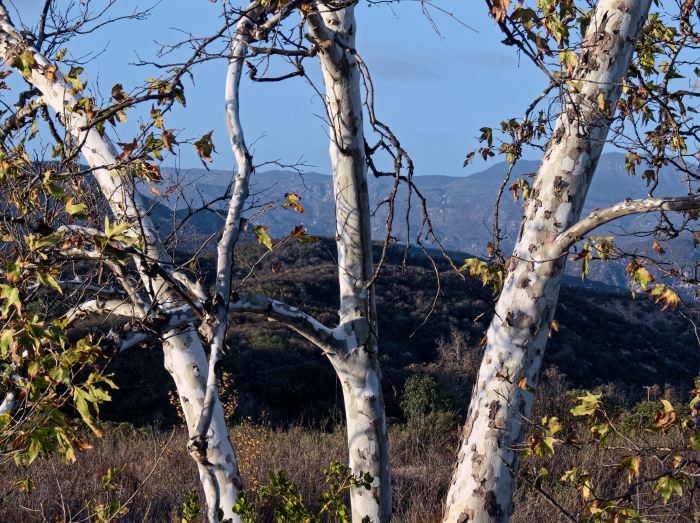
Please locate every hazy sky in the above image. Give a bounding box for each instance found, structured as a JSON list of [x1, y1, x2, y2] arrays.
[[12, 0, 544, 176]]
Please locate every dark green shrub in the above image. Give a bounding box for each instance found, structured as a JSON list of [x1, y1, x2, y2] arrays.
[[400, 375, 448, 424]]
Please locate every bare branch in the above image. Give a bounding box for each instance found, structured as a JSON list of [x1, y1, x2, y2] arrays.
[[554, 195, 700, 254], [229, 292, 341, 355]]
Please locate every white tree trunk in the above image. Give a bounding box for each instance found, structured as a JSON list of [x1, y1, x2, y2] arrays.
[[330, 350, 391, 523], [307, 4, 392, 521], [443, 1, 652, 522], [0, 8, 242, 521], [163, 329, 242, 522]]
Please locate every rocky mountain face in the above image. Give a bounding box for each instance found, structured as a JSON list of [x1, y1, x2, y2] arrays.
[[146, 152, 697, 290]]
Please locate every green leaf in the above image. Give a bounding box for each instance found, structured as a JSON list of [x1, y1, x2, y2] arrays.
[[479, 127, 493, 146], [690, 431, 700, 452], [64, 66, 85, 93], [26, 231, 64, 251], [104, 216, 130, 240], [14, 478, 34, 494], [570, 392, 601, 417], [65, 201, 87, 216], [6, 259, 21, 283], [0, 284, 21, 317], [620, 455, 641, 482], [102, 465, 124, 490], [0, 329, 13, 358], [282, 193, 305, 214], [291, 224, 318, 243], [12, 50, 35, 78], [253, 225, 273, 251], [37, 271, 63, 294], [654, 475, 683, 503]]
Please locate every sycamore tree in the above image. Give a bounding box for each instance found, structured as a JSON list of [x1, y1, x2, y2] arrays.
[[0, 0, 410, 521], [444, 0, 700, 522]]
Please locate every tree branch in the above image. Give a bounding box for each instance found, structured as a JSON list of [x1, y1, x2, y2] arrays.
[[554, 195, 700, 254], [192, 8, 261, 496], [229, 292, 342, 355], [64, 298, 145, 322]]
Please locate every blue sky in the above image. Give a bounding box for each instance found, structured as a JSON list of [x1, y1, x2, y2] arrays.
[[12, 0, 544, 176]]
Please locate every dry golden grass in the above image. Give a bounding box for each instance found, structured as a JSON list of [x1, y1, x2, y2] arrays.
[[0, 420, 456, 523], [1, 414, 697, 522]]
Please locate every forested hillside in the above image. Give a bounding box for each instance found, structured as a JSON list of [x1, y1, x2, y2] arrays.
[[92, 239, 699, 428]]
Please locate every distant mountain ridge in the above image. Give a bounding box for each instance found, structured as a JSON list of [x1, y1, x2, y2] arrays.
[[144, 152, 697, 290]]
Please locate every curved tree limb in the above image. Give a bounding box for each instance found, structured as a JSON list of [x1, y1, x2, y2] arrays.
[[230, 292, 342, 354], [553, 195, 700, 254], [192, 8, 260, 519]]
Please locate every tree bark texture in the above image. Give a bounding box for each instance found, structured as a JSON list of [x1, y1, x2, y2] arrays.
[[443, 1, 652, 521]]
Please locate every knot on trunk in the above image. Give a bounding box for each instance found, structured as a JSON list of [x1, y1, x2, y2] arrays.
[[187, 434, 210, 464]]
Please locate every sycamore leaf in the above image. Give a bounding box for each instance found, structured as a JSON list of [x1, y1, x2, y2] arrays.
[[570, 392, 601, 417], [549, 320, 559, 338], [626, 260, 654, 290], [291, 224, 318, 243], [578, 474, 593, 502], [655, 399, 677, 430], [559, 50, 577, 75], [65, 200, 87, 216], [653, 286, 680, 310], [37, 271, 63, 294], [654, 475, 683, 503], [510, 182, 520, 201], [161, 129, 178, 152], [72, 388, 102, 437], [104, 217, 130, 239], [111, 84, 129, 103], [6, 260, 21, 283], [194, 131, 215, 162], [490, 0, 511, 23], [151, 108, 164, 130], [571, 248, 590, 261], [117, 139, 137, 162], [26, 232, 64, 251], [282, 193, 305, 214], [517, 376, 534, 392], [597, 92, 607, 111], [560, 467, 578, 483], [64, 66, 85, 93], [253, 225, 273, 251], [12, 50, 35, 78], [0, 329, 14, 358], [690, 431, 700, 452], [15, 479, 34, 494], [0, 284, 21, 317], [139, 161, 161, 181], [620, 455, 641, 482]]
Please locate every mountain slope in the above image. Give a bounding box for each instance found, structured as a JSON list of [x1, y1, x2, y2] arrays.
[[144, 152, 697, 289], [99, 239, 700, 427]]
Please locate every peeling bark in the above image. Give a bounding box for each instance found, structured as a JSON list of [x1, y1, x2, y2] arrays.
[[443, 1, 652, 522], [0, 7, 242, 521], [307, 4, 392, 521]]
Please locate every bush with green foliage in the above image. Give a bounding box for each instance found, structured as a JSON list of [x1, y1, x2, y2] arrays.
[[518, 382, 700, 521], [233, 461, 372, 523], [400, 374, 449, 424]]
